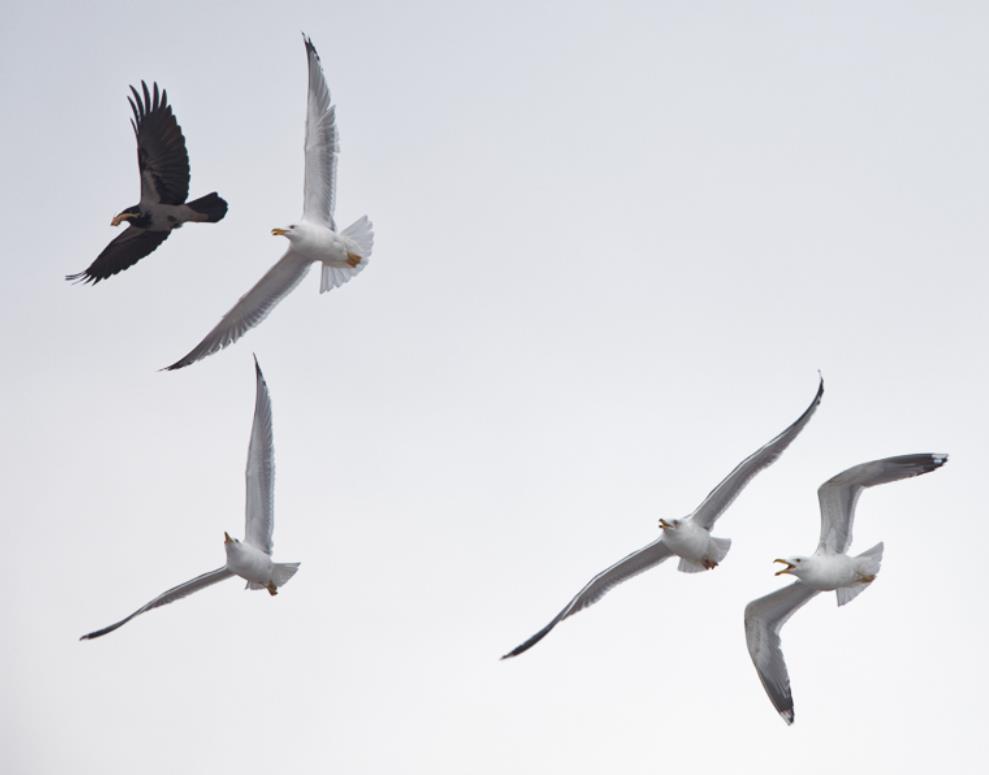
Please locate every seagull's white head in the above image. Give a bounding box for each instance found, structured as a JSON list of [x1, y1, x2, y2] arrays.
[[271, 224, 299, 240], [773, 556, 807, 577], [658, 518, 682, 531]]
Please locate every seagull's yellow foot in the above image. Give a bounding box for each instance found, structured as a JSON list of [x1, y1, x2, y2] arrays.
[[266, 581, 278, 596], [859, 574, 876, 583], [703, 559, 719, 570], [346, 253, 362, 268], [111, 212, 138, 227]]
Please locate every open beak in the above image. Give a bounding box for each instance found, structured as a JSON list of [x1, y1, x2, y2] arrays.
[[271, 227, 288, 236], [224, 531, 232, 544], [111, 212, 137, 227], [659, 518, 672, 529], [774, 558, 796, 576]]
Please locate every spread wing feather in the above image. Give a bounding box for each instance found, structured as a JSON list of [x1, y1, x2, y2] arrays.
[[501, 538, 674, 659], [66, 228, 171, 284], [744, 581, 820, 724], [244, 357, 275, 554], [80, 567, 233, 640], [129, 81, 190, 206], [164, 251, 312, 370], [301, 35, 339, 228], [691, 376, 824, 530], [817, 453, 947, 554]]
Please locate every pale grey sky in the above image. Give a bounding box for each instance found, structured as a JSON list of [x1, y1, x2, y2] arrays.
[[2, 1, 986, 772]]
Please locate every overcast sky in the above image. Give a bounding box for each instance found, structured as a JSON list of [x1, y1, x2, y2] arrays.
[[2, 1, 987, 772]]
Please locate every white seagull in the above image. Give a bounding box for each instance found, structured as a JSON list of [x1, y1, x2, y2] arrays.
[[744, 452, 948, 724], [80, 357, 300, 639], [165, 34, 373, 370], [501, 376, 824, 659]]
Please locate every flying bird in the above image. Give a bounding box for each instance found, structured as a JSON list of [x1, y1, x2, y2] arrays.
[[165, 35, 373, 370], [80, 356, 299, 640], [744, 452, 948, 724], [501, 376, 824, 660], [66, 81, 227, 285]]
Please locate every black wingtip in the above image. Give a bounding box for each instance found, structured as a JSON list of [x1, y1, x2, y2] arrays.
[[64, 271, 95, 285], [499, 643, 529, 660], [302, 32, 319, 59]]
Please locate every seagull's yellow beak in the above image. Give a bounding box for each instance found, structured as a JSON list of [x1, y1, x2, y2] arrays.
[[659, 518, 672, 529], [224, 531, 232, 544], [271, 227, 288, 236], [111, 212, 137, 227], [774, 559, 796, 576]]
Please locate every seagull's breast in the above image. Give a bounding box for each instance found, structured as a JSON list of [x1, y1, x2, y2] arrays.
[[224, 542, 274, 585], [294, 223, 348, 262], [662, 521, 714, 561], [800, 554, 860, 590]]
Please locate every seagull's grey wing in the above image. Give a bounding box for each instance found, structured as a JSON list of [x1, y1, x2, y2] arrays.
[[691, 376, 824, 530], [301, 35, 338, 229], [744, 581, 820, 725], [244, 356, 275, 555], [79, 567, 233, 640], [501, 538, 674, 659], [128, 81, 190, 206], [817, 453, 948, 554], [65, 227, 171, 284], [164, 251, 312, 370]]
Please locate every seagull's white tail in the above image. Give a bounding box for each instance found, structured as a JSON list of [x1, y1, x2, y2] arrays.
[[271, 562, 301, 587], [677, 538, 731, 573], [677, 558, 707, 573], [320, 216, 374, 293], [710, 536, 732, 563], [245, 562, 301, 591], [836, 542, 883, 607]]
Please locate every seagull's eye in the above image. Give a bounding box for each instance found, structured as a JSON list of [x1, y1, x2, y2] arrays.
[[795, 559, 801, 563]]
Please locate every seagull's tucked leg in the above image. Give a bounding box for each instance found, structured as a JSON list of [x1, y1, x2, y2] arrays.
[[266, 581, 279, 596], [679, 535, 732, 572]]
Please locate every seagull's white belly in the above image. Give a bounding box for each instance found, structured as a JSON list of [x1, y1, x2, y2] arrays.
[[799, 554, 863, 590], [225, 543, 274, 585], [662, 522, 715, 561], [294, 223, 350, 263]]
